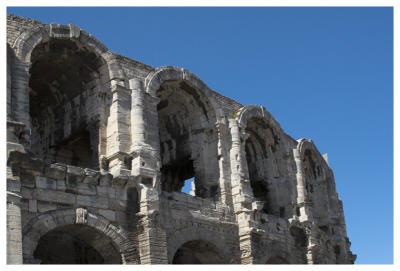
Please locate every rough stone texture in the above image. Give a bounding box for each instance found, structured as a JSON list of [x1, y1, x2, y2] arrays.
[[6, 14, 356, 265]]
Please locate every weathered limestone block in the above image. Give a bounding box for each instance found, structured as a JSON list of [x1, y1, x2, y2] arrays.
[[98, 209, 116, 222], [44, 164, 66, 180], [83, 168, 100, 184], [75, 183, 97, 196], [76, 195, 109, 209], [99, 173, 113, 186], [20, 173, 36, 188], [7, 178, 21, 194], [33, 189, 76, 205], [35, 176, 56, 190], [56, 180, 66, 191], [66, 165, 85, 183], [36, 201, 57, 213]]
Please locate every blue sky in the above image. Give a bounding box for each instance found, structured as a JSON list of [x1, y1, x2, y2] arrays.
[[7, 7, 393, 264]]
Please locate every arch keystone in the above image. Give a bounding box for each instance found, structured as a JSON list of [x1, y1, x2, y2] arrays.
[[75, 208, 88, 224]]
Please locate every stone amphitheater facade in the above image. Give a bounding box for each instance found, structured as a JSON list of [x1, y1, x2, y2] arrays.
[[6, 14, 356, 264]]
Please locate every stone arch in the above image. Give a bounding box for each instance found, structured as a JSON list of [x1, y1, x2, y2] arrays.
[[22, 208, 127, 264], [11, 23, 126, 168], [296, 138, 329, 169], [167, 227, 232, 264], [145, 66, 222, 120], [258, 249, 292, 264], [236, 105, 283, 133], [10, 23, 125, 137], [12, 23, 126, 86], [146, 66, 222, 199], [235, 105, 291, 217], [296, 138, 338, 226]]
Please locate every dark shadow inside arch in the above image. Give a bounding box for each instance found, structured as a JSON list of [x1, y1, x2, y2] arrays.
[[172, 240, 225, 264], [244, 117, 276, 214], [303, 148, 335, 227], [33, 224, 121, 264], [28, 38, 109, 169], [157, 80, 219, 199]]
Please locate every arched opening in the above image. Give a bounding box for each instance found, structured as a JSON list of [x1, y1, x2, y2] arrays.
[[156, 80, 219, 199], [28, 38, 108, 169], [33, 224, 121, 264], [266, 256, 289, 264], [303, 149, 331, 226], [172, 240, 225, 264], [244, 117, 281, 215]]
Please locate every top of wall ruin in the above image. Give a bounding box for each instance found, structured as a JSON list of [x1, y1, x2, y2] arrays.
[[7, 13, 244, 117]]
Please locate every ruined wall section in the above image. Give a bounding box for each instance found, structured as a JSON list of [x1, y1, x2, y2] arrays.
[[7, 150, 142, 264], [160, 192, 239, 263], [210, 91, 243, 117], [117, 54, 154, 83]]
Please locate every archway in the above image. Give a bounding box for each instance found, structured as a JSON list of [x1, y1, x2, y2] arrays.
[[244, 116, 282, 215], [297, 140, 338, 228], [172, 240, 224, 264], [33, 224, 121, 264], [28, 38, 108, 169], [22, 209, 128, 264], [156, 79, 219, 199]]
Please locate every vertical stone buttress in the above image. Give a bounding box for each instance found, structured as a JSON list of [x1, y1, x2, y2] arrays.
[[129, 79, 168, 264], [229, 119, 255, 264], [293, 148, 318, 264], [9, 57, 31, 152], [106, 82, 132, 176], [216, 122, 233, 207], [7, 38, 29, 265], [293, 149, 313, 222]]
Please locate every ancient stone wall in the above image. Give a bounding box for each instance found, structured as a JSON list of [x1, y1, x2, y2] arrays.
[[6, 14, 356, 264]]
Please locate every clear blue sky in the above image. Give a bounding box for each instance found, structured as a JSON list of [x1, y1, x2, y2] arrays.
[[7, 7, 393, 264]]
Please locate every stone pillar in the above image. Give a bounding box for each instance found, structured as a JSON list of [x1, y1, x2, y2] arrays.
[[129, 79, 161, 176], [11, 60, 31, 130], [293, 148, 313, 222], [129, 78, 168, 264], [229, 119, 255, 264], [293, 149, 317, 263], [7, 165, 23, 264], [8, 58, 31, 153], [7, 45, 13, 121], [305, 223, 318, 264], [216, 121, 233, 206], [106, 82, 132, 176]]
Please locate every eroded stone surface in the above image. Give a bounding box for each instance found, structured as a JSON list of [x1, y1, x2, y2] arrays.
[[6, 14, 356, 265]]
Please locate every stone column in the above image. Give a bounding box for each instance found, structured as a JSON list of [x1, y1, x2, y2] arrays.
[[229, 119, 255, 264], [105, 82, 132, 177], [11, 60, 31, 130], [129, 78, 167, 264], [293, 149, 317, 263], [293, 149, 312, 222], [8, 58, 31, 153], [216, 121, 233, 206]]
